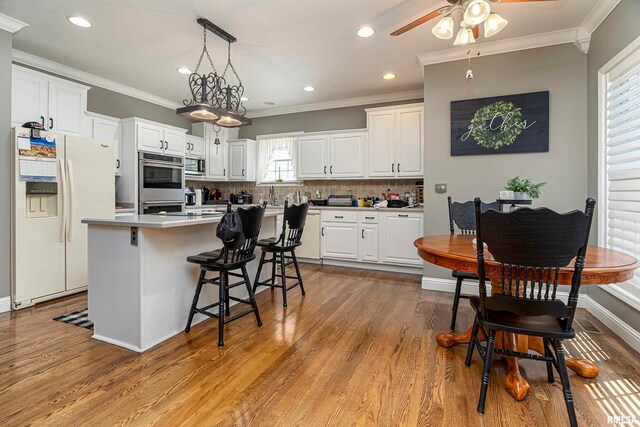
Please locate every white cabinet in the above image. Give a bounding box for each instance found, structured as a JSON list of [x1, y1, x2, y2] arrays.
[[192, 122, 228, 180], [366, 104, 423, 178], [185, 135, 205, 158], [296, 131, 366, 180], [12, 65, 89, 136], [321, 222, 359, 260], [135, 121, 185, 156], [227, 139, 257, 181], [297, 135, 328, 179], [359, 223, 379, 262], [90, 113, 121, 175], [381, 212, 423, 266]]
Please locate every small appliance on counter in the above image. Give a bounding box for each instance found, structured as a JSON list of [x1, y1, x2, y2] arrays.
[[185, 187, 196, 206], [310, 199, 328, 206], [202, 186, 211, 204], [328, 195, 353, 207], [184, 157, 205, 176], [230, 191, 253, 204], [387, 199, 409, 208]]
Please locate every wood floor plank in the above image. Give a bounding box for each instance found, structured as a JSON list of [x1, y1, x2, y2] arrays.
[[0, 264, 638, 426]]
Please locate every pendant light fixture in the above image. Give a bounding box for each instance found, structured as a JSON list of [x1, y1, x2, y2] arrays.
[[432, 15, 454, 40], [176, 19, 251, 128], [463, 0, 491, 26], [454, 22, 475, 46]]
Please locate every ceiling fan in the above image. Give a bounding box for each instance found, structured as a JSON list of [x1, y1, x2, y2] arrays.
[[390, 0, 558, 46]]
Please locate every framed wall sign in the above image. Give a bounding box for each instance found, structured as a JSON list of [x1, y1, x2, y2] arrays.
[[450, 91, 549, 156]]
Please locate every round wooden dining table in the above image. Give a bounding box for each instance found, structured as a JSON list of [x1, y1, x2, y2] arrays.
[[414, 234, 639, 401]]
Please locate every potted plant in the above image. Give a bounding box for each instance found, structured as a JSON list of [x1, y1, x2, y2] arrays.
[[504, 177, 546, 200]]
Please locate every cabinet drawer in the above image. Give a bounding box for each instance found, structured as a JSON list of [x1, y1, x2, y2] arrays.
[[321, 210, 358, 223], [358, 212, 378, 223]]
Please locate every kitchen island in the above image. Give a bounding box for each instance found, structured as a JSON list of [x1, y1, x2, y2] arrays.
[[82, 211, 278, 352]]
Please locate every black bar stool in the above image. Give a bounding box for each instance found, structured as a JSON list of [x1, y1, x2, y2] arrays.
[[253, 201, 309, 308], [185, 203, 266, 347]]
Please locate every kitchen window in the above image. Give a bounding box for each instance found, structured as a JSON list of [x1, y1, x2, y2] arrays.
[[598, 36, 640, 309], [256, 133, 301, 184]]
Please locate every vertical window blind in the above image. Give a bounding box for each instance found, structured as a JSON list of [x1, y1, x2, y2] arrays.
[[603, 47, 640, 298]]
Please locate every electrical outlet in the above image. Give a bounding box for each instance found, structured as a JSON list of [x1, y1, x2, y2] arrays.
[[435, 183, 447, 194]]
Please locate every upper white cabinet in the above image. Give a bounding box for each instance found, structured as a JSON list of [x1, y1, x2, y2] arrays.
[[185, 135, 206, 158], [12, 65, 89, 136], [366, 104, 424, 178], [192, 123, 228, 180], [227, 139, 257, 181], [89, 113, 121, 175], [131, 119, 186, 156], [296, 130, 366, 180]]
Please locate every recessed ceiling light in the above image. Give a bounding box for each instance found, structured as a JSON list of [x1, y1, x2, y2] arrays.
[[303, 86, 315, 92], [67, 16, 92, 28], [357, 27, 375, 38], [241, 96, 249, 102], [264, 101, 275, 106], [382, 73, 397, 80], [177, 67, 192, 75]]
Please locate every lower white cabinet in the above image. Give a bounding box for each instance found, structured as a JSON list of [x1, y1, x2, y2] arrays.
[[359, 223, 379, 262], [381, 212, 423, 266], [321, 222, 359, 260]]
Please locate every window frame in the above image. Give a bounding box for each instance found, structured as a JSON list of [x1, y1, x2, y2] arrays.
[[597, 34, 640, 311]]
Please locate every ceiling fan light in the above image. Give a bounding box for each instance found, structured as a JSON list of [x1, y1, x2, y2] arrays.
[[463, 0, 491, 26], [453, 28, 475, 46], [484, 12, 508, 38], [432, 16, 454, 40]]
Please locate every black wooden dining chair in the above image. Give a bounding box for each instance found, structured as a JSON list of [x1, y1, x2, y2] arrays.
[[185, 203, 267, 347], [447, 197, 500, 331], [253, 201, 309, 308], [465, 198, 596, 427]]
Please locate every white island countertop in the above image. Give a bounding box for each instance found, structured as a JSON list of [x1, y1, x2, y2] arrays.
[[82, 210, 280, 229]]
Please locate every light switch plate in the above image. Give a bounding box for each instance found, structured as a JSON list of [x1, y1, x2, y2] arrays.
[[435, 183, 447, 194]]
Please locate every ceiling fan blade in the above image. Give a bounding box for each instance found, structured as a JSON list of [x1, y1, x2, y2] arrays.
[[492, 0, 558, 3], [390, 10, 442, 36], [472, 25, 479, 39]]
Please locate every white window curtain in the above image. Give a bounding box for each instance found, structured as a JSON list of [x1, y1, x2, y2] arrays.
[[599, 39, 640, 309], [256, 135, 298, 183]]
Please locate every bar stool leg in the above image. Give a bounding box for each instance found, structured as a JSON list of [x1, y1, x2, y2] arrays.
[[253, 251, 266, 293], [225, 285, 231, 316], [242, 265, 262, 327], [271, 252, 277, 290], [280, 251, 288, 308], [185, 270, 206, 333], [291, 249, 305, 296], [218, 271, 226, 347]]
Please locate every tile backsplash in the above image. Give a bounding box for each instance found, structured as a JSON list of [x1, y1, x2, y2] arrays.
[[186, 179, 421, 202]]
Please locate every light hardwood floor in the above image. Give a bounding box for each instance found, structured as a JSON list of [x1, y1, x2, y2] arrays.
[[1, 264, 639, 426]]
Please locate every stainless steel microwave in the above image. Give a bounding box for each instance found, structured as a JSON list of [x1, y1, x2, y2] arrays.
[[185, 157, 205, 176]]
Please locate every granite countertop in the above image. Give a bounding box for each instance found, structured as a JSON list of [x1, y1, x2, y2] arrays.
[[83, 210, 279, 229]]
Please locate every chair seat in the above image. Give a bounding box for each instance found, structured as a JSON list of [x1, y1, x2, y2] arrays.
[[187, 249, 255, 270], [469, 296, 574, 339], [257, 238, 301, 252]]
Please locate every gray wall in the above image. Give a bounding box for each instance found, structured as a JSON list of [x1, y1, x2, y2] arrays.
[[15, 64, 193, 130], [422, 43, 588, 280], [586, 0, 640, 330], [1, 30, 12, 299], [239, 99, 423, 139]]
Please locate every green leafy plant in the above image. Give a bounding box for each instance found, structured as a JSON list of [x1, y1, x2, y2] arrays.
[[470, 101, 525, 150], [505, 177, 546, 199]]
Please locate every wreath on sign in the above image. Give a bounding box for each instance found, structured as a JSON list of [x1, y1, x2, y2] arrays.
[[470, 101, 525, 150]]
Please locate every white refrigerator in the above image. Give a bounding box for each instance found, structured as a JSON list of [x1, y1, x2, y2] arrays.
[[11, 127, 115, 309]]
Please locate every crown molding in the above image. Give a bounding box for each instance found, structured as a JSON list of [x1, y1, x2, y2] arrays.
[[0, 13, 28, 34], [580, 0, 621, 35], [247, 89, 424, 118], [11, 49, 182, 110], [418, 28, 580, 66]]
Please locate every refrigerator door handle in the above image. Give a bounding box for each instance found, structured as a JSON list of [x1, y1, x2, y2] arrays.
[[58, 158, 67, 243], [66, 159, 75, 242]]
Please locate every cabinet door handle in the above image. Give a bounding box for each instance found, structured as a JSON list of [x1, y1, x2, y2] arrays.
[[40, 116, 45, 127], [330, 165, 333, 174], [397, 163, 400, 173], [324, 166, 326, 174], [223, 168, 226, 176], [242, 168, 245, 177], [321, 227, 325, 236], [334, 215, 343, 219], [362, 229, 365, 238], [116, 159, 120, 169], [165, 141, 168, 150], [160, 140, 164, 149], [399, 214, 409, 218], [365, 216, 374, 219], [392, 163, 395, 173], [49, 118, 53, 129]]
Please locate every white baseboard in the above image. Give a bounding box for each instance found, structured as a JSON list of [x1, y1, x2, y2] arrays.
[[421, 276, 640, 354], [0, 296, 10, 313], [582, 295, 640, 354], [323, 259, 423, 275]]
